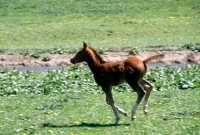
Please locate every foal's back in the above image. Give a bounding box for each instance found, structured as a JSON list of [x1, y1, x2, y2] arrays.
[[96, 56, 146, 86]]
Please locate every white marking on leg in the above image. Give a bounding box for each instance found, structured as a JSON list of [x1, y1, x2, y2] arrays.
[[143, 100, 148, 114], [115, 105, 128, 116], [112, 105, 120, 125], [131, 103, 138, 120], [106, 95, 121, 124], [140, 79, 153, 115]]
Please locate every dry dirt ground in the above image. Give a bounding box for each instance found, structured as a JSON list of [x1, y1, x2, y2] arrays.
[[0, 50, 200, 68]]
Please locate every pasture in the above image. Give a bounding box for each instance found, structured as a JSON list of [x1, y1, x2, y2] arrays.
[[0, 0, 200, 50], [0, 0, 200, 134], [0, 65, 200, 134]]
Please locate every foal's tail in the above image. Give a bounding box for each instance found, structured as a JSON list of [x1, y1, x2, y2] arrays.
[[143, 54, 165, 63]]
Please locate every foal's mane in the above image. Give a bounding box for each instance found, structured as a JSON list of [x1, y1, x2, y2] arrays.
[[88, 46, 106, 64]]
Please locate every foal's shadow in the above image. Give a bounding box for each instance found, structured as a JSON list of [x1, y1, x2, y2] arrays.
[[42, 122, 130, 128]]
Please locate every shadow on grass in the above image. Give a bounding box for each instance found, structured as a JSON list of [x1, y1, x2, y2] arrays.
[[42, 122, 130, 128]]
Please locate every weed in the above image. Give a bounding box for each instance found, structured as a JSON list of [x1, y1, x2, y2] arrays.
[[99, 48, 105, 54], [20, 50, 29, 56], [30, 53, 40, 58], [0, 49, 6, 54], [42, 56, 51, 61], [180, 43, 200, 52], [129, 47, 139, 55]]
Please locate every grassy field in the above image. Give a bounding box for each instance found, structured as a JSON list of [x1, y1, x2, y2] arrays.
[[0, 0, 200, 134], [0, 89, 199, 135], [0, 0, 200, 50], [0, 65, 200, 134]]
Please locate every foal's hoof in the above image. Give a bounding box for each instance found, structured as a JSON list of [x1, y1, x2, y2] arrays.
[[144, 110, 149, 115], [114, 122, 118, 125], [131, 116, 136, 121], [124, 112, 128, 117], [114, 121, 119, 125], [114, 118, 120, 125]]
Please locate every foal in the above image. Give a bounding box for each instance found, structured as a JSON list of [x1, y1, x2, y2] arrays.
[[70, 42, 164, 125]]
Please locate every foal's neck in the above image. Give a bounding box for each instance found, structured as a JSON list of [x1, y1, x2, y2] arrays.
[[86, 49, 105, 73]]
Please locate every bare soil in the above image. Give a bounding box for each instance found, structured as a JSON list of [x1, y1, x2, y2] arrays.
[[0, 50, 200, 68]]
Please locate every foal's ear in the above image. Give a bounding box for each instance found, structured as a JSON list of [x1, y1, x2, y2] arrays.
[[83, 41, 88, 49]]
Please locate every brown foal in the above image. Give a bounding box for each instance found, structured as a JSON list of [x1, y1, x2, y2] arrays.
[[70, 42, 164, 124]]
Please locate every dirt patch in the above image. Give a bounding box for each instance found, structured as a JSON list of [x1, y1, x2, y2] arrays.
[[0, 50, 199, 68]]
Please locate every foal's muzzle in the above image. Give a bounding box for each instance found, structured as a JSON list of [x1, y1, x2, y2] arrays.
[[70, 58, 75, 64]]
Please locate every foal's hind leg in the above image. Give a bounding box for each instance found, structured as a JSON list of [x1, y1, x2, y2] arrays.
[[128, 83, 145, 120], [139, 79, 153, 115], [125, 73, 145, 120]]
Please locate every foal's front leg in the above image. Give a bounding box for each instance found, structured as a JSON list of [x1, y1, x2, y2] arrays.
[[103, 86, 120, 125], [106, 96, 128, 117]]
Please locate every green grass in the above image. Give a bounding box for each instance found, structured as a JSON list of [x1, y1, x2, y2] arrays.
[[0, 65, 199, 134], [0, 0, 200, 50], [0, 1, 199, 134], [0, 89, 199, 135]]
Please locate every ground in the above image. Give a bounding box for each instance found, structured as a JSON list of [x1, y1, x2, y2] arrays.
[[0, 49, 200, 68]]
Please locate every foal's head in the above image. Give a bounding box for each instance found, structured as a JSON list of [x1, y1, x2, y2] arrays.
[[71, 42, 106, 64], [70, 42, 88, 64]]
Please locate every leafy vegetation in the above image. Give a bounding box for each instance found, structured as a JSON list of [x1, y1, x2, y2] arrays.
[[180, 42, 200, 52], [146, 65, 200, 90], [42, 56, 51, 62], [0, 65, 199, 96], [4, 47, 76, 55], [1, 42, 199, 56], [128, 47, 139, 55], [0, 0, 199, 50]]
